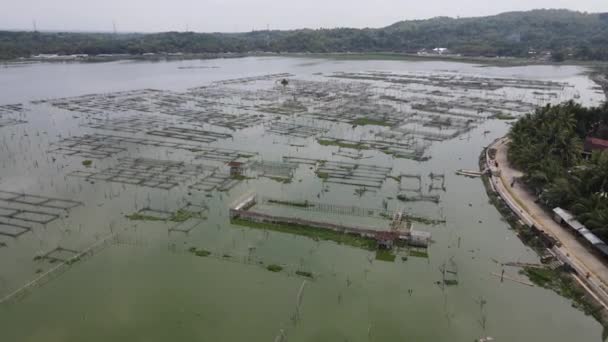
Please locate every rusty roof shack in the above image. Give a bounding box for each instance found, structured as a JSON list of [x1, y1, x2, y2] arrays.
[[375, 231, 398, 249], [227, 161, 245, 177], [584, 136, 608, 153]]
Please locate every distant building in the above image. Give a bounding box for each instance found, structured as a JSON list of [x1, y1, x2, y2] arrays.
[[432, 47, 449, 55], [584, 136, 608, 153]]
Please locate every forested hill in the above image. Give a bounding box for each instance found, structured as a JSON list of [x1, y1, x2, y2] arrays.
[[1, 9, 608, 61]]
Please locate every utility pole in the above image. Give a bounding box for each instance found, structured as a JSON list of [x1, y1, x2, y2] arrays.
[[32, 20, 37, 32]]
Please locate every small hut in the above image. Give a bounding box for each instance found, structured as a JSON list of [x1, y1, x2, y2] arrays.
[[227, 161, 245, 177], [375, 231, 397, 249]]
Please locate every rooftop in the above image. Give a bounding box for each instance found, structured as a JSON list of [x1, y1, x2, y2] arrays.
[[584, 136, 608, 151]]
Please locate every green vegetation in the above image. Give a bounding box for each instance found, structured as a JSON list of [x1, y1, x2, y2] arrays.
[[508, 101, 608, 241], [493, 113, 517, 120], [387, 176, 401, 183], [317, 139, 364, 149], [66, 256, 81, 265], [296, 270, 314, 278], [351, 118, 391, 127], [405, 215, 446, 226], [266, 264, 283, 272], [2, 10, 608, 61], [126, 209, 205, 222], [316, 172, 329, 180], [375, 250, 397, 262], [521, 267, 603, 319], [125, 213, 166, 222], [231, 218, 377, 250], [267, 199, 312, 208], [481, 145, 608, 327], [188, 247, 211, 257], [409, 249, 429, 258], [171, 209, 203, 222], [82, 160, 92, 167], [231, 174, 254, 181], [266, 177, 292, 184]]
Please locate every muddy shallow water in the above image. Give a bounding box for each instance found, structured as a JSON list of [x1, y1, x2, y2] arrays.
[[0, 57, 606, 341]]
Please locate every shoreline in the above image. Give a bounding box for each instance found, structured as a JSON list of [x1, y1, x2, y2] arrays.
[[3, 52, 608, 69], [480, 136, 608, 326]]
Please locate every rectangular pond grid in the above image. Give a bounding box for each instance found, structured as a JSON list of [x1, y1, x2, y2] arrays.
[[189, 172, 241, 192], [318, 137, 428, 161], [329, 71, 568, 91], [0, 206, 60, 225], [0, 221, 31, 238], [265, 121, 328, 138], [249, 161, 297, 179], [260, 197, 392, 220], [282, 156, 320, 166], [257, 99, 309, 116], [136, 208, 174, 220], [397, 174, 442, 203], [187, 113, 267, 130], [37, 89, 169, 115], [399, 174, 423, 192], [82, 116, 170, 134], [0, 104, 25, 115], [69, 157, 216, 190], [0, 117, 28, 127], [169, 218, 205, 233], [0, 191, 82, 210], [211, 73, 294, 85], [133, 202, 208, 220], [49, 135, 128, 159], [428, 173, 446, 192], [180, 202, 209, 216], [52, 133, 214, 157], [316, 160, 392, 188], [193, 147, 257, 163], [146, 126, 232, 144], [41, 247, 80, 263]]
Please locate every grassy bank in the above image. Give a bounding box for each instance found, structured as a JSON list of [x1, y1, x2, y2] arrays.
[[126, 209, 205, 223], [521, 267, 607, 323], [317, 139, 364, 149], [479, 146, 608, 328], [231, 218, 377, 251]]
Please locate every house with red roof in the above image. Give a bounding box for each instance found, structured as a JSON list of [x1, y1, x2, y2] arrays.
[[584, 136, 608, 154]]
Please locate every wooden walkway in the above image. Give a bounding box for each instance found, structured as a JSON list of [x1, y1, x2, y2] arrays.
[[0, 233, 117, 306]]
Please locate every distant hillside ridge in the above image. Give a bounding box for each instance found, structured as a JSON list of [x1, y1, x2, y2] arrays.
[[1, 9, 607, 61]]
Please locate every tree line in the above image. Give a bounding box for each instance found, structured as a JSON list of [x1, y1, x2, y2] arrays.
[[1, 9, 607, 61], [508, 101, 608, 241]]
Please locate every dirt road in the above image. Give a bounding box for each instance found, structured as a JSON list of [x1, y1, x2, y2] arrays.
[[489, 137, 608, 307]]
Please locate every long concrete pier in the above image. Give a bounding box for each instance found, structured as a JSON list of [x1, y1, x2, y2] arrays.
[[230, 193, 430, 248]]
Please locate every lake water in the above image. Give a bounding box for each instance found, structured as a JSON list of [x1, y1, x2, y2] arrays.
[[0, 56, 606, 341]]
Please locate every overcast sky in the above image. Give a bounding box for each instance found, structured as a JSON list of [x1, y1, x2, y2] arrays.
[[2, 0, 607, 33]]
